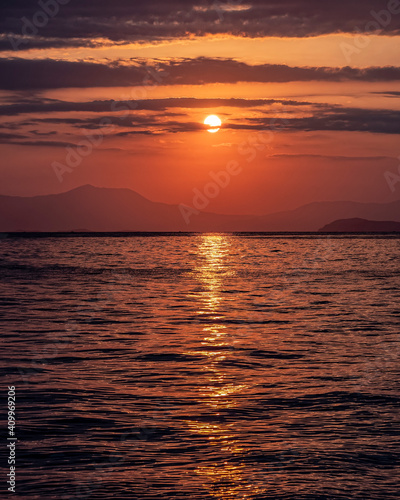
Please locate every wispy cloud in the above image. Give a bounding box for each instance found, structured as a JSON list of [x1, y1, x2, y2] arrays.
[[1, 96, 399, 149]]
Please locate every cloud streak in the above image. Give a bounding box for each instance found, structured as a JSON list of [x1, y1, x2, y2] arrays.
[[1, 58, 400, 89], [0, 97, 314, 116]]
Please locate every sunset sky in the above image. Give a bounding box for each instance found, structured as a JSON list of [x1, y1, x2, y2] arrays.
[[1, 0, 400, 214]]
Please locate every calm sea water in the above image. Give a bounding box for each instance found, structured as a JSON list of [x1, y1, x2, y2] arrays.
[[1, 234, 399, 500]]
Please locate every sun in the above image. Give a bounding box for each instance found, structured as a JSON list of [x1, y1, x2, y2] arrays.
[[204, 115, 222, 133]]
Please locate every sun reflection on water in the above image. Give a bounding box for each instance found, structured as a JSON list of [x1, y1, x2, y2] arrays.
[[187, 235, 259, 498]]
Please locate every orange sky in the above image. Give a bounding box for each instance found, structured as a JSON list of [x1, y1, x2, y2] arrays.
[[1, 1, 400, 214]]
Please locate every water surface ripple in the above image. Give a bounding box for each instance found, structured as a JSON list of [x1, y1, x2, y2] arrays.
[[1, 235, 399, 499]]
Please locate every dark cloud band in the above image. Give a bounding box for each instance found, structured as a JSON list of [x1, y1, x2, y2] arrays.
[[1, 57, 400, 90], [1, 0, 400, 50]]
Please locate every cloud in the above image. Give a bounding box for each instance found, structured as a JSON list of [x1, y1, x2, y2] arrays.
[[147, 106, 400, 135], [0, 131, 75, 147], [3, 140, 77, 147], [0, 131, 28, 141], [0, 96, 313, 116], [241, 107, 400, 135], [372, 91, 400, 97], [1, 58, 400, 90], [0, 34, 112, 51], [114, 130, 165, 137], [29, 129, 57, 136], [1, 96, 399, 145], [1, 0, 399, 50], [268, 154, 395, 161]]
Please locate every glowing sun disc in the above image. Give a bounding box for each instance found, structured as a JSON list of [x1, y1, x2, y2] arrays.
[[204, 115, 222, 133]]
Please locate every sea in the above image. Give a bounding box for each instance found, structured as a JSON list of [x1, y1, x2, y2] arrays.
[[1, 234, 399, 500]]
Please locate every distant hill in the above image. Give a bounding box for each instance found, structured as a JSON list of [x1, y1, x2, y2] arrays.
[[249, 199, 400, 232], [319, 218, 400, 233], [0, 185, 399, 232], [0, 185, 250, 232]]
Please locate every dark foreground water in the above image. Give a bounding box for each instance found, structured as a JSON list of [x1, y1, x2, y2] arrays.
[[1, 234, 399, 500]]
